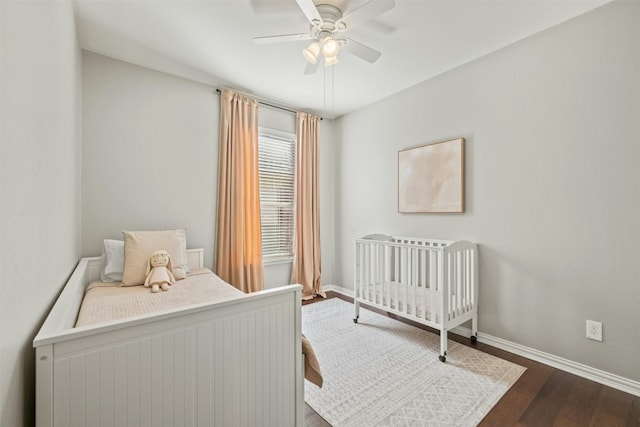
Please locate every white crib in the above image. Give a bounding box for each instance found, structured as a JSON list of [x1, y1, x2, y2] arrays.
[[353, 235, 478, 362]]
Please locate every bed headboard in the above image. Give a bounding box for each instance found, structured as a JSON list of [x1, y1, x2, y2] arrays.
[[186, 248, 205, 270], [85, 248, 205, 284]]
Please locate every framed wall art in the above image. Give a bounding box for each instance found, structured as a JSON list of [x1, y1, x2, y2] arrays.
[[398, 137, 465, 213]]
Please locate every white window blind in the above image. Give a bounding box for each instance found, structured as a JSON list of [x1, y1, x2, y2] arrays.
[[258, 130, 296, 260]]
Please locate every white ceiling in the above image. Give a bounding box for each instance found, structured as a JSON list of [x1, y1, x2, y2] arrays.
[[73, 0, 611, 118]]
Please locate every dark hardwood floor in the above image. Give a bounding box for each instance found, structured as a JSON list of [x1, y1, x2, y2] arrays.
[[302, 292, 640, 427]]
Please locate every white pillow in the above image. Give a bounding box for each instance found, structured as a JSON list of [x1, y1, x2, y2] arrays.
[[100, 239, 125, 282]]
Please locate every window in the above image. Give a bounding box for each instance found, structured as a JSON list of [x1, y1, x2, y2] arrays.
[[258, 129, 296, 261]]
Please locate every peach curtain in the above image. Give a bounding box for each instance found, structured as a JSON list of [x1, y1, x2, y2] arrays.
[[291, 112, 324, 300], [215, 90, 264, 293]]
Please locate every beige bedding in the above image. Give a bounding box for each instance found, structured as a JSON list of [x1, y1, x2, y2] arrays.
[[75, 268, 245, 327], [302, 335, 323, 388]]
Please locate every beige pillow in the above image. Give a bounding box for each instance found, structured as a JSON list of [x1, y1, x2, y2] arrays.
[[121, 229, 189, 286]]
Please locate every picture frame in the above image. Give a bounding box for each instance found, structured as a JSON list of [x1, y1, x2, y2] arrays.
[[398, 137, 465, 213]]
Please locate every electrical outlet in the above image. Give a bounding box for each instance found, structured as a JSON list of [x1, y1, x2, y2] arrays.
[[586, 320, 603, 342]]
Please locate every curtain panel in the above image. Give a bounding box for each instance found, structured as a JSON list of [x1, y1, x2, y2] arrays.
[[291, 112, 324, 300], [215, 90, 264, 293]]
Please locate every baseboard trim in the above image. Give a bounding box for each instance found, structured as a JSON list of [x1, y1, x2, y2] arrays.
[[321, 285, 640, 397], [322, 284, 353, 297]]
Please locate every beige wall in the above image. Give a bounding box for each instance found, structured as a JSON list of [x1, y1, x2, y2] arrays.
[[0, 1, 82, 425], [333, 1, 640, 381], [81, 52, 335, 289]]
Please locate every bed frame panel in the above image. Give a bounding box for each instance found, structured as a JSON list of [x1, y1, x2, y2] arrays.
[[354, 236, 478, 362], [34, 249, 303, 427]]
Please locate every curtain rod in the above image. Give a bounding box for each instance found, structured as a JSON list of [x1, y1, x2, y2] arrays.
[[215, 88, 323, 120]]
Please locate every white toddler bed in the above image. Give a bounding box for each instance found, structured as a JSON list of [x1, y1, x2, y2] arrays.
[[353, 235, 478, 362], [33, 249, 305, 427]]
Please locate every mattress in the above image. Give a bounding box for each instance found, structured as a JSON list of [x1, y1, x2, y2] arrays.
[[75, 268, 245, 327], [359, 281, 442, 323]]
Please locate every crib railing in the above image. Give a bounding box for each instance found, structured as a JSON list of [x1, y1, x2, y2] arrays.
[[354, 236, 478, 331]]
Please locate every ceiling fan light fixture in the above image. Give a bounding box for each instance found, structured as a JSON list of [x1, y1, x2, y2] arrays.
[[321, 36, 340, 58], [302, 41, 320, 63], [324, 55, 339, 66]]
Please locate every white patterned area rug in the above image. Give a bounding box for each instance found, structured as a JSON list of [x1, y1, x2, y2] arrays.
[[303, 299, 525, 427]]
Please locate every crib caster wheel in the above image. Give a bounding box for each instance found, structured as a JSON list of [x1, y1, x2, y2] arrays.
[[471, 335, 477, 344], [353, 318, 358, 323], [439, 355, 446, 363]]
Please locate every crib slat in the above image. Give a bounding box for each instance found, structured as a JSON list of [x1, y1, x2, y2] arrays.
[[442, 252, 449, 327], [460, 250, 466, 314], [454, 252, 459, 318], [403, 247, 408, 314], [394, 246, 399, 311], [459, 250, 464, 313], [385, 245, 391, 306], [364, 243, 371, 301], [398, 246, 403, 312], [431, 251, 438, 323], [428, 249, 433, 320], [376, 244, 381, 305], [364, 244, 370, 303], [457, 251, 463, 318], [358, 242, 363, 300], [370, 243, 375, 304], [362, 243, 367, 302], [463, 249, 469, 312], [466, 249, 472, 311], [452, 251, 457, 318], [370, 243, 374, 303], [373, 244, 377, 304]]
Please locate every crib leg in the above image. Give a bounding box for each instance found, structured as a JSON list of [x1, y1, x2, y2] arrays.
[[439, 329, 448, 362], [353, 298, 360, 323], [471, 313, 478, 344]]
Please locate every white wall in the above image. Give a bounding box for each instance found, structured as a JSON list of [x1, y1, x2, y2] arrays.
[[334, 1, 639, 382], [82, 52, 335, 289], [0, 1, 82, 425], [82, 52, 219, 263]]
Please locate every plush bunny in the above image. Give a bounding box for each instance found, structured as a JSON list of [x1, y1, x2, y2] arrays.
[[144, 250, 176, 293]]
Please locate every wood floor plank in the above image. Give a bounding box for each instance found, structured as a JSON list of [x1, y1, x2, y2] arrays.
[[552, 376, 601, 427], [523, 371, 590, 426], [478, 361, 553, 426], [626, 394, 640, 427], [302, 293, 640, 427], [589, 387, 634, 427]]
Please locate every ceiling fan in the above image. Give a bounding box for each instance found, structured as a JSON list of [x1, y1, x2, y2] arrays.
[[253, 0, 395, 74]]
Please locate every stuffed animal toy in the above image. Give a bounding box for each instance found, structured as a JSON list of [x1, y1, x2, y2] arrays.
[[144, 250, 176, 293]]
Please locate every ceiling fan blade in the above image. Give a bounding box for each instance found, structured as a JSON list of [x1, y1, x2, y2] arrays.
[[304, 60, 319, 75], [253, 33, 314, 44], [296, 0, 323, 27], [342, 37, 381, 63], [336, 0, 395, 31]]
